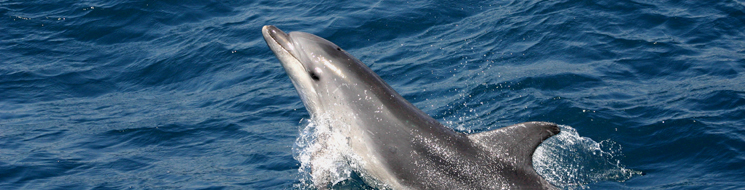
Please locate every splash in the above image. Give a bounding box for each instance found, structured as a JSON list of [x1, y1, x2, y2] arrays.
[[293, 117, 349, 189], [292, 116, 377, 189], [533, 125, 643, 189]]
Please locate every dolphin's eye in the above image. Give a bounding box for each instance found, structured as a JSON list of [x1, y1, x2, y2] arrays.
[[309, 71, 320, 81], [336, 47, 341, 51]]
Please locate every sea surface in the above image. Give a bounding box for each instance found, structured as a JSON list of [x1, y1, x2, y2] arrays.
[[2, 0, 744, 189]]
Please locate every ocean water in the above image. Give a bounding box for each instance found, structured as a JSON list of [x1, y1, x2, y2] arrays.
[[2, 0, 744, 189]]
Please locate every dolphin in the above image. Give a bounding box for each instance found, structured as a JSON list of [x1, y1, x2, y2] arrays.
[[261, 25, 560, 189]]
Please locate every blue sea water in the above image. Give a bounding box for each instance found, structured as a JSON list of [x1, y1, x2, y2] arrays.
[[2, 0, 744, 189]]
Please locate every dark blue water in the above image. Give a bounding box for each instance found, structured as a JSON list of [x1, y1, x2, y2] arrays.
[[2, 0, 744, 189]]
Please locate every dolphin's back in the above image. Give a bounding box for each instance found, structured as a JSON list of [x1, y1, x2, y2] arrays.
[[469, 122, 560, 167], [467, 122, 560, 189], [381, 120, 559, 189]]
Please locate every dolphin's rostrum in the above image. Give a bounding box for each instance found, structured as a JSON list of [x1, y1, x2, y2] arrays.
[[262, 25, 560, 189]]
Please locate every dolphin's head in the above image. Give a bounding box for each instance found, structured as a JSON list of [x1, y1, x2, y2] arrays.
[[263, 26, 418, 188], [262, 25, 380, 117]]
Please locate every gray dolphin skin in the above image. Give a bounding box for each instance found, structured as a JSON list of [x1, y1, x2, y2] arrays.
[[262, 25, 560, 189]]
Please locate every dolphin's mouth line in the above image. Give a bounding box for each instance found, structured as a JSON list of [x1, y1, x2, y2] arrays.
[[264, 26, 308, 72], [267, 34, 300, 62]]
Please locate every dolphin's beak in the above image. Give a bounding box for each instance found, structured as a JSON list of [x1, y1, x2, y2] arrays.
[[262, 25, 317, 115], [262, 25, 295, 57]]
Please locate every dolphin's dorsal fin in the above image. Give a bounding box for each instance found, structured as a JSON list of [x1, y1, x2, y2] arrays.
[[468, 122, 560, 167]]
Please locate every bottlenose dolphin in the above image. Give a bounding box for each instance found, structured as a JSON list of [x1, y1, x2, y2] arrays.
[[262, 25, 560, 189]]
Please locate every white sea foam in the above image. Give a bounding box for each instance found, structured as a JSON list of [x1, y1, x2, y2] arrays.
[[292, 115, 372, 189], [534, 125, 643, 189]]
